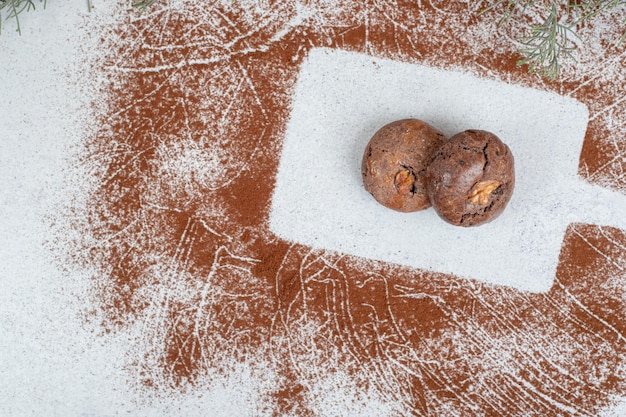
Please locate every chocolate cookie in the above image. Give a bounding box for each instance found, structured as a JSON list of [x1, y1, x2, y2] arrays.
[[362, 119, 447, 212], [425, 129, 515, 226]]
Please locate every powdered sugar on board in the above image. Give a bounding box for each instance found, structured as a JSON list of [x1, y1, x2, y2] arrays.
[[5, 0, 626, 416]]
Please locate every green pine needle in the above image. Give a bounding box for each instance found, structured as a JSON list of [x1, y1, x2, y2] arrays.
[[0, 0, 45, 34]]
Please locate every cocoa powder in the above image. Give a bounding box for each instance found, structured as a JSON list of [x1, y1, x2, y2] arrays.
[[74, 1, 626, 415]]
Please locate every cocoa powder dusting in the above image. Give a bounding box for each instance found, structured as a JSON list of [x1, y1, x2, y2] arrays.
[[74, 1, 626, 415]]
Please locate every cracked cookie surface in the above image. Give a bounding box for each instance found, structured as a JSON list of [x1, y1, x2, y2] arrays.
[[426, 129, 515, 226]]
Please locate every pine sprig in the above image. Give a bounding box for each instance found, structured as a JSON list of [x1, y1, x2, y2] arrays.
[[0, 0, 45, 34], [0, 0, 157, 34], [574, 0, 624, 20], [484, 0, 626, 80], [516, 3, 579, 80], [132, 0, 157, 11]]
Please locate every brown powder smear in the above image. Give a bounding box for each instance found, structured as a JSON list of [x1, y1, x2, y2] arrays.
[[75, 1, 626, 415]]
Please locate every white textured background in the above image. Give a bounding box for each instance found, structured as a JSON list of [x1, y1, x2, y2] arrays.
[[0, 2, 133, 416], [1, 2, 626, 416]]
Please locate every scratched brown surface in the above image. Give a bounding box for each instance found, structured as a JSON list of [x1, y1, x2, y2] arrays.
[[74, 1, 626, 415]]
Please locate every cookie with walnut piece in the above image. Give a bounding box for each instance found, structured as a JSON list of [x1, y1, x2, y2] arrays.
[[361, 119, 447, 212], [426, 129, 515, 226]]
